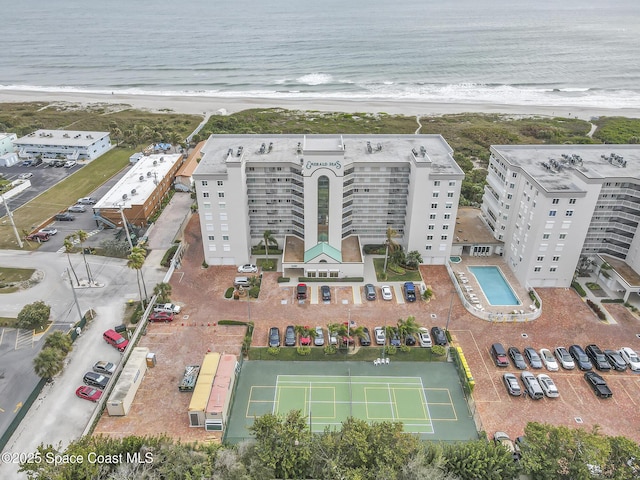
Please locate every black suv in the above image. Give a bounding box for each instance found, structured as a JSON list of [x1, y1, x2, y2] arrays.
[[321, 285, 331, 302], [54, 213, 75, 221], [284, 325, 296, 346], [296, 283, 307, 300], [268, 327, 280, 347], [508, 347, 527, 370], [360, 327, 371, 346], [431, 326, 447, 346], [569, 344, 593, 371], [83, 371, 109, 389], [585, 344, 611, 371]]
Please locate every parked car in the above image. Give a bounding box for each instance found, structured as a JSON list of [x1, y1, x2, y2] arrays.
[[520, 371, 544, 399], [321, 285, 331, 302], [364, 283, 376, 301], [284, 325, 296, 346], [585, 344, 611, 371], [103, 329, 128, 352], [93, 361, 116, 376], [539, 348, 559, 371], [153, 303, 181, 314], [584, 371, 613, 398], [26, 232, 50, 242], [76, 386, 102, 402], [524, 347, 543, 369], [403, 281, 417, 302], [77, 197, 97, 205], [237, 264, 258, 273], [508, 347, 527, 370], [619, 347, 640, 372], [554, 347, 575, 370], [490, 343, 509, 367], [18, 172, 33, 179], [360, 327, 371, 346], [21, 160, 33, 167], [405, 334, 416, 346], [296, 283, 307, 300], [67, 204, 87, 213], [31, 158, 43, 167], [38, 227, 58, 236], [389, 329, 401, 347], [502, 373, 521, 396], [329, 329, 338, 346], [493, 432, 521, 461], [54, 213, 75, 221], [381, 285, 393, 301], [314, 326, 324, 346], [300, 327, 312, 346], [604, 349, 627, 372], [268, 327, 280, 347], [569, 344, 593, 371], [83, 371, 109, 389], [64, 160, 77, 168], [149, 311, 174, 322], [431, 326, 447, 346], [374, 326, 386, 345], [418, 327, 432, 347], [537, 374, 559, 398]]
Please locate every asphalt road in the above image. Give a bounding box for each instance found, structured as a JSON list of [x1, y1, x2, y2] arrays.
[[0, 249, 167, 478]]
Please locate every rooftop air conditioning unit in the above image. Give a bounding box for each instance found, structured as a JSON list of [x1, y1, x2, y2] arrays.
[[131, 189, 137, 195], [159, 157, 164, 162], [122, 193, 128, 200], [153, 160, 157, 166], [139, 175, 145, 181], [147, 171, 152, 177]]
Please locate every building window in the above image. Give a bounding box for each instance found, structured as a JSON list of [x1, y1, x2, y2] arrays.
[[550, 267, 557, 272], [559, 233, 567, 239], [509, 183, 515, 189], [425, 245, 432, 250], [329, 271, 339, 278], [537, 256, 544, 261], [449, 181, 456, 186], [549, 210, 557, 217], [206, 224, 214, 232], [428, 224, 435, 230], [223, 244, 231, 252], [220, 213, 228, 221], [201, 181, 208, 186], [218, 191, 225, 198], [431, 203, 438, 208], [426, 235, 433, 240], [204, 213, 213, 221], [317, 175, 330, 242], [307, 271, 316, 278], [445, 202, 452, 209], [444, 214, 451, 219], [512, 172, 517, 178], [433, 192, 439, 197], [434, 181, 440, 186], [552, 198, 559, 204], [219, 202, 226, 209], [507, 194, 513, 199], [565, 210, 574, 217], [208, 244, 216, 252], [222, 235, 229, 241], [543, 233, 550, 239], [203, 192, 210, 198], [443, 224, 449, 230], [203, 202, 211, 209], [534, 266, 541, 272], [217, 180, 224, 186], [429, 214, 436, 219], [441, 235, 447, 240], [221, 224, 229, 231], [552, 256, 560, 261], [569, 198, 576, 204], [208, 235, 215, 241], [318, 271, 328, 278]]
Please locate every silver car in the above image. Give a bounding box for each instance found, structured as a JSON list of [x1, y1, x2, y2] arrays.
[[537, 374, 559, 398], [554, 347, 575, 370], [67, 204, 87, 213], [418, 327, 432, 347], [314, 326, 324, 346], [374, 326, 386, 345], [539, 348, 559, 371]]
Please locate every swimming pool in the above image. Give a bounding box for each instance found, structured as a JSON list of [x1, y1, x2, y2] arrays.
[[468, 266, 520, 306]]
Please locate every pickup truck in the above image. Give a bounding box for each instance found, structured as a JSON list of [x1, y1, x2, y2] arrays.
[[178, 365, 200, 392], [403, 282, 417, 302], [153, 303, 181, 314]]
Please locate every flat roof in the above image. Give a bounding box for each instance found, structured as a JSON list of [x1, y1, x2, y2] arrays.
[[453, 207, 502, 245], [599, 254, 640, 288], [491, 145, 640, 193], [194, 134, 462, 177], [94, 153, 182, 209], [107, 347, 149, 403], [188, 352, 221, 412], [14, 129, 110, 147], [205, 354, 237, 413]]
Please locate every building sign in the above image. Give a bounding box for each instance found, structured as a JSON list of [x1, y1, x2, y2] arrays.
[[305, 160, 341, 170]]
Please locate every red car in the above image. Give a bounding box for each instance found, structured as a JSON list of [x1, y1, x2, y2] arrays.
[[76, 385, 102, 402], [26, 232, 50, 242], [149, 311, 174, 322], [103, 329, 129, 352], [300, 326, 312, 346]]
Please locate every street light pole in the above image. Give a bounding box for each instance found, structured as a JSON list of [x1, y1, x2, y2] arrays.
[[118, 204, 134, 250], [1, 193, 23, 248], [445, 288, 456, 334]]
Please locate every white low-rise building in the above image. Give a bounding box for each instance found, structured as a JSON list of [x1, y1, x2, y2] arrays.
[[13, 129, 111, 161]]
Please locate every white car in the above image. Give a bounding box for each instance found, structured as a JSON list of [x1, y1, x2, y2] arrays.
[[539, 348, 559, 371], [19, 172, 34, 179], [38, 227, 58, 236], [537, 374, 559, 398], [237, 264, 258, 273], [64, 160, 77, 168], [329, 330, 338, 346], [418, 327, 432, 347], [554, 347, 575, 370], [374, 326, 386, 345], [619, 347, 640, 372], [381, 285, 393, 301]]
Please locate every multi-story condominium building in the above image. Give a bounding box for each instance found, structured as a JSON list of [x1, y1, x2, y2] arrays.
[[13, 129, 111, 161], [0, 133, 17, 155], [193, 134, 464, 278], [481, 145, 640, 299]]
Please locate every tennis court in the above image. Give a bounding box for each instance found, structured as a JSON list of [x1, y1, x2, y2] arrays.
[[225, 361, 477, 443]]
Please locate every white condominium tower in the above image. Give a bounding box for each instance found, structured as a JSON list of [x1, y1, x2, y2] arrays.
[[193, 134, 464, 278]]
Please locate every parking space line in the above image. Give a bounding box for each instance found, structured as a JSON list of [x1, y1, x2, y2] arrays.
[[613, 378, 636, 405], [453, 329, 502, 401], [566, 377, 584, 405]]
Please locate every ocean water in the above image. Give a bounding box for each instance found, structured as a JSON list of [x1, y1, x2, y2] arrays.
[[1, 0, 640, 109]]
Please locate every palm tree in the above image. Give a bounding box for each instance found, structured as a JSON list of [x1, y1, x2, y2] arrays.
[[383, 227, 400, 273], [397, 316, 421, 342], [169, 131, 182, 152], [33, 347, 64, 380], [259, 229, 278, 263], [131, 246, 149, 301], [63, 237, 80, 287], [405, 250, 423, 269], [127, 249, 146, 306], [43, 331, 73, 355], [74, 230, 94, 284], [153, 282, 172, 303]]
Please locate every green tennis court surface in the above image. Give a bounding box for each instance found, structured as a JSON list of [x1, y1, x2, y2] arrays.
[[225, 361, 477, 443]]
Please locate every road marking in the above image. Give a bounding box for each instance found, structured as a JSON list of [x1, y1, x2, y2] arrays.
[[14, 402, 23, 413], [614, 378, 635, 405], [567, 378, 584, 404]]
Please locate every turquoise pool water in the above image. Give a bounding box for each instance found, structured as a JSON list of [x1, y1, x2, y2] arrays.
[[468, 266, 520, 306]]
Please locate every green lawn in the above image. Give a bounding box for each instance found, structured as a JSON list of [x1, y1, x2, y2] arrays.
[[0, 266, 36, 293], [373, 258, 423, 282], [0, 148, 134, 249]]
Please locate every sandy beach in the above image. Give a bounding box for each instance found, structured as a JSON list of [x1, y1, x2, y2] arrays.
[[2, 89, 640, 120]]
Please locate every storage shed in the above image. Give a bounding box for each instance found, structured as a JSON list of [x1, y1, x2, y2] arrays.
[[187, 352, 220, 427], [204, 354, 238, 431], [106, 347, 149, 416]]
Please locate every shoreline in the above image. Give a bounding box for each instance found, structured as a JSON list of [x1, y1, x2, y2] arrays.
[[1, 89, 640, 120]]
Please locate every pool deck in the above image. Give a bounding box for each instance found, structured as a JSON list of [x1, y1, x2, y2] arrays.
[[449, 256, 537, 320]]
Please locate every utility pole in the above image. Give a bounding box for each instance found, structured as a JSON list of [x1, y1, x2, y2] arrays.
[[1, 193, 23, 248], [119, 204, 134, 250], [67, 268, 84, 323]]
